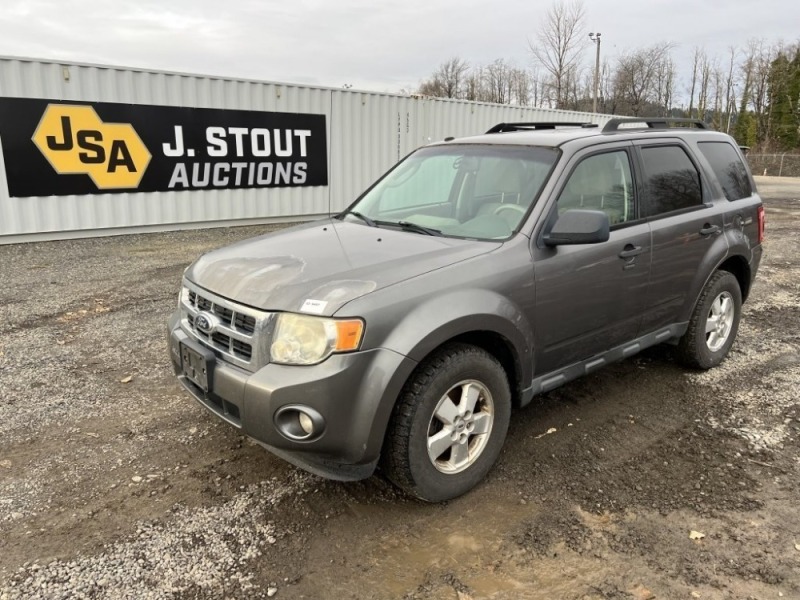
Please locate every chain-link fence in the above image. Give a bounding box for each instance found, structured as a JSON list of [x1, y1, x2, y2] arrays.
[[746, 154, 800, 178]]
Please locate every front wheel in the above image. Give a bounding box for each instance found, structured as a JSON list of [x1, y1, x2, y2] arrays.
[[382, 343, 511, 502], [676, 270, 742, 369]]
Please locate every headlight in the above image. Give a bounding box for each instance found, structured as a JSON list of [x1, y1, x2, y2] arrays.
[[270, 313, 365, 365], [178, 285, 187, 308]]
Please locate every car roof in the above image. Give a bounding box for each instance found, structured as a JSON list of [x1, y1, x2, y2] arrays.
[[443, 128, 603, 148], [430, 120, 735, 150]]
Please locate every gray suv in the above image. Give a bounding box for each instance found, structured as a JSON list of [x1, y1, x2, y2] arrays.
[[168, 118, 764, 501]]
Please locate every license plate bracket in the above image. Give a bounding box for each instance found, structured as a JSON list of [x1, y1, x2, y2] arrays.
[[180, 342, 214, 392]]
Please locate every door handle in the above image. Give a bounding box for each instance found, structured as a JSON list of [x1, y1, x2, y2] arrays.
[[618, 244, 644, 259], [700, 224, 722, 236]]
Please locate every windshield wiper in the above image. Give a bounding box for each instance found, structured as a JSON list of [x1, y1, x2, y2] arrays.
[[343, 211, 377, 227], [342, 212, 442, 236], [395, 221, 443, 236]]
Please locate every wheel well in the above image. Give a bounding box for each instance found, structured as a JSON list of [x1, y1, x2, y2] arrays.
[[430, 331, 523, 406], [718, 255, 751, 302]]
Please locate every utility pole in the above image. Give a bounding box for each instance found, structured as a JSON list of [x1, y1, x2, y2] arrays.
[[589, 32, 602, 113]]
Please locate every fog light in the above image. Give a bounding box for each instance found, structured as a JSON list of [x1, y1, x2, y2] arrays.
[[274, 405, 325, 441], [298, 411, 314, 435]]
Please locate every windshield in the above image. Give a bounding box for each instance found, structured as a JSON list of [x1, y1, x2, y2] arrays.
[[340, 144, 559, 240]]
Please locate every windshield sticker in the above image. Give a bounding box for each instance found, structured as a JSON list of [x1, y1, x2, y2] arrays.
[[300, 299, 328, 314]]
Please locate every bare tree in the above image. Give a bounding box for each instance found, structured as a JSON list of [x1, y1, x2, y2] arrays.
[[529, 65, 543, 107], [599, 58, 614, 113], [484, 59, 511, 104], [724, 46, 738, 133], [712, 65, 724, 128], [418, 78, 445, 97], [463, 69, 483, 102], [654, 56, 676, 116], [687, 47, 704, 118], [732, 38, 777, 147], [438, 57, 470, 98], [510, 67, 533, 106], [529, 0, 587, 109], [562, 64, 585, 110], [613, 43, 674, 116], [696, 53, 714, 120], [411, 33, 796, 151], [707, 39, 777, 146], [418, 57, 469, 98], [750, 40, 777, 143], [734, 42, 757, 144]]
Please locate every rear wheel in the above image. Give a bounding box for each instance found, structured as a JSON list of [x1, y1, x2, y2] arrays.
[[676, 270, 742, 369], [382, 343, 511, 502]]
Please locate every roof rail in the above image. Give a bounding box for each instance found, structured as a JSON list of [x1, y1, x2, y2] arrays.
[[602, 117, 709, 133], [486, 122, 599, 134]]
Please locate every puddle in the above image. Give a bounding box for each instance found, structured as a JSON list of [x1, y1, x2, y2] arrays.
[[297, 489, 617, 598]]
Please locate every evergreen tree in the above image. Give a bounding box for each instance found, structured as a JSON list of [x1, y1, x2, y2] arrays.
[[766, 49, 800, 150]]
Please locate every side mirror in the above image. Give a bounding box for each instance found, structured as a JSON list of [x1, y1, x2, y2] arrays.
[[543, 209, 610, 246]]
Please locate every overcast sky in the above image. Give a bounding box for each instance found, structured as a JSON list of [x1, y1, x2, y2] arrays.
[[1, 0, 798, 98]]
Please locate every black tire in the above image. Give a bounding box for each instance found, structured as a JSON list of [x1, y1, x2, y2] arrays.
[[676, 270, 742, 369], [382, 343, 511, 502]]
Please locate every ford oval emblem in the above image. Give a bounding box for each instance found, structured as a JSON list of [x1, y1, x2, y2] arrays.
[[194, 312, 218, 335]]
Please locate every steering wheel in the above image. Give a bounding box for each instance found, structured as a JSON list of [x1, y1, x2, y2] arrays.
[[493, 204, 527, 217]]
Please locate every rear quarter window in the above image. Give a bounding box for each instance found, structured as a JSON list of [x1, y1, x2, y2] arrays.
[[697, 141, 753, 201]]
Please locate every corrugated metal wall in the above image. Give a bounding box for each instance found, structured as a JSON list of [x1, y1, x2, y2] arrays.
[[0, 57, 611, 243]]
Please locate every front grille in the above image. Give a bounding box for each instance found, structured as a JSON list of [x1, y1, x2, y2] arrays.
[[188, 289, 256, 335], [212, 305, 234, 326], [181, 282, 271, 371], [211, 331, 231, 347], [232, 339, 253, 360], [234, 312, 256, 334]]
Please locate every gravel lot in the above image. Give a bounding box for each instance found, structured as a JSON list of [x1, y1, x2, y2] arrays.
[[1, 177, 799, 599]]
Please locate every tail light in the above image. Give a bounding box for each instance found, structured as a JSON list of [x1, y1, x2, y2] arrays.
[[757, 205, 765, 244]]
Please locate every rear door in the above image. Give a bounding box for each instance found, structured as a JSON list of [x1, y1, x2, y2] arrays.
[[695, 140, 763, 243], [532, 143, 651, 375], [633, 140, 728, 333]]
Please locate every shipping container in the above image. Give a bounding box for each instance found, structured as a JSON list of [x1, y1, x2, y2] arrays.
[[0, 56, 610, 244]]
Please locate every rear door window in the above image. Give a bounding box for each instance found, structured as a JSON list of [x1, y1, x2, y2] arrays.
[[697, 141, 752, 200], [640, 145, 703, 217]]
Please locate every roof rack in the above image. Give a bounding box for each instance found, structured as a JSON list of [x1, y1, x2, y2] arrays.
[[602, 117, 709, 133], [486, 122, 599, 134]]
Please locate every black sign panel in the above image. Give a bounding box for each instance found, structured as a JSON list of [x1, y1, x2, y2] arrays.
[[0, 97, 328, 197]]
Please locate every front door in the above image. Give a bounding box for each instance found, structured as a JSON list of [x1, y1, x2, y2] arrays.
[[532, 145, 651, 375]]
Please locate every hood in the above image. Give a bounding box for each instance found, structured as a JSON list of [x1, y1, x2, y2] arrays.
[[186, 219, 501, 315]]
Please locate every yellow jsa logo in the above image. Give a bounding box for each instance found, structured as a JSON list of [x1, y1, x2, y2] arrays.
[[32, 105, 151, 190]]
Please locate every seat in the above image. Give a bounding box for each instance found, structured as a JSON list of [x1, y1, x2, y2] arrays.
[[474, 160, 527, 228], [558, 154, 629, 225], [559, 165, 597, 213]]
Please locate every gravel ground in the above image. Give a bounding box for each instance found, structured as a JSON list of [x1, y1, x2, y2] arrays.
[[1, 178, 799, 599]]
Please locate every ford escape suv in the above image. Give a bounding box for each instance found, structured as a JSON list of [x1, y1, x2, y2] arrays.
[[168, 118, 764, 502]]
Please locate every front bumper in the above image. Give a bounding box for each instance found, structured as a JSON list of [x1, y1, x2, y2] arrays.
[[168, 311, 417, 480]]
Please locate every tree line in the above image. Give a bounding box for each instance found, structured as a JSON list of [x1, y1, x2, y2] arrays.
[[416, 0, 800, 152]]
